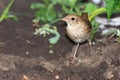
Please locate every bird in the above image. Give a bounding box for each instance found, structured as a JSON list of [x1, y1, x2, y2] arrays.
[[62, 13, 92, 64]]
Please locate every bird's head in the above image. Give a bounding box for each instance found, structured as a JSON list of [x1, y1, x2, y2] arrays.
[[62, 14, 82, 27]]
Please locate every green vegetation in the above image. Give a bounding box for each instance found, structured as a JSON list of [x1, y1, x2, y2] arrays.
[[30, 1, 57, 23], [0, 0, 17, 22], [105, 0, 120, 20], [34, 24, 60, 44]]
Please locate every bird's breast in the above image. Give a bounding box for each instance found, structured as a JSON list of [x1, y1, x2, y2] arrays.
[[66, 26, 91, 43]]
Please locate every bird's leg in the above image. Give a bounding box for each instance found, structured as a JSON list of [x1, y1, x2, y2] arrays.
[[69, 43, 80, 65], [88, 39, 92, 53], [73, 43, 80, 59]]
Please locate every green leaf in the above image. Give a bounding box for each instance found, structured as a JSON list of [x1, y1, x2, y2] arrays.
[[34, 24, 60, 44], [5, 14, 18, 21], [58, 0, 77, 6], [30, 3, 45, 9], [49, 31, 60, 44], [84, 3, 98, 14], [105, 0, 115, 20], [90, 19, 99, 40], [105, 0, 120, 20], [0, 0, 15, 22], [31, 2, 56, 23]]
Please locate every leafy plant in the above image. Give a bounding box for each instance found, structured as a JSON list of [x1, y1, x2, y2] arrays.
[[105, 0, 120, 20], [89, 0, 120, 21], [31, 0, 61, 45], [57, 0, 78, 14], [30, 1, 57, 23], [84, 3, 98, 14], [0, 0, 17, 22], [34, 24, 60, 44]]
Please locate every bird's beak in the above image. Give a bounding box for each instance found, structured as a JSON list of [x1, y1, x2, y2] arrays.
[[61, 17, 68, 26], [61, 17, 66, 21]]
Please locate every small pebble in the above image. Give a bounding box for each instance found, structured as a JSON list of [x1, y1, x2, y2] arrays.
[[55, 75, 60, 80], [26, 51, 29, 55], [49, 50, 54, 54]]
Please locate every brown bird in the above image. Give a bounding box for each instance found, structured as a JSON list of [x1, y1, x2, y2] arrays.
[[62, 13, 92, 64]]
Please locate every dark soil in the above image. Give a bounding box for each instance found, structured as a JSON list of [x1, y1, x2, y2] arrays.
[[0, 0, 120, 80]]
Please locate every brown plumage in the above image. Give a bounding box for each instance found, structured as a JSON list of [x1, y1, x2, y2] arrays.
[[62, 13, 92, 64]]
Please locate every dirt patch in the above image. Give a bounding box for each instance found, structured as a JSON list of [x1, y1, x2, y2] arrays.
[[0, 0, 120, 80]]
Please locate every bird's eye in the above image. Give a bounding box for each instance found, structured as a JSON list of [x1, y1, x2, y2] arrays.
[[71, 17, 75, 21]]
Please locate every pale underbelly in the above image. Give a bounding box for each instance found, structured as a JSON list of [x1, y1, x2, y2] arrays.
[[66, 29, 90, 43]]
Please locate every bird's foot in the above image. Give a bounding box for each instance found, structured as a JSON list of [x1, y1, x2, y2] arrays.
[[68, 56, 78, 65]]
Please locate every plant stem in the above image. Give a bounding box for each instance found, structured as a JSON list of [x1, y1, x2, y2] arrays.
[[89, 7, 106, 21]]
